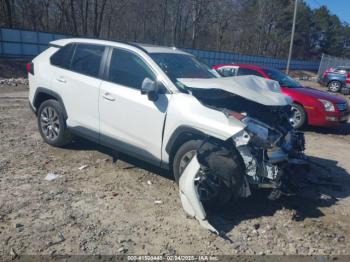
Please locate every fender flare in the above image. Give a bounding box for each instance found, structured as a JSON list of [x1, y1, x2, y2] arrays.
[[165, 125, 207, 156], [33, 87, 68, 119]]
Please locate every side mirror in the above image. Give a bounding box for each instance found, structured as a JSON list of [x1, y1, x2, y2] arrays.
[[141, 77, 159, 101]]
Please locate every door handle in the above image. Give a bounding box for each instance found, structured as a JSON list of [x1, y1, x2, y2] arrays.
[[56, 77, 66, 83], [102, 92, 116, 101]]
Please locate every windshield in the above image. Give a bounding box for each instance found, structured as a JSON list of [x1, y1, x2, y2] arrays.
[[263, 68, 301, 88], [150, 53, 218, 87]]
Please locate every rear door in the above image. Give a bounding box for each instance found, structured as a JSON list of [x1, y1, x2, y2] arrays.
[[51, 43, 106, 141], [99, 47, 169, 164]]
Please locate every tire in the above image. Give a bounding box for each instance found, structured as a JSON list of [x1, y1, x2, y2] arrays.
[[290, 103, 306, 129], [172, 139, 242, 208], [327, 80, 342, 92], [37, 99, 72, 147], [172, 139, 202, 184]]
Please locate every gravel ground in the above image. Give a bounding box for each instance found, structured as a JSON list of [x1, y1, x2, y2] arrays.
[[1, 81, 350, 260]]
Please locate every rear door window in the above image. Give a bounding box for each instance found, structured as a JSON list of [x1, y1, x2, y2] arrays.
[[334, 68, 348, 74], [237, 68, 264, 77], [71, 44, 105, 78], [107, 48, 155, 89], [50, 43, 75, 69]]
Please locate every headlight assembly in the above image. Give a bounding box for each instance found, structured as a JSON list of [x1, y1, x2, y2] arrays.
[[241, 117, 282, 148], [318, 99, 335, 112]]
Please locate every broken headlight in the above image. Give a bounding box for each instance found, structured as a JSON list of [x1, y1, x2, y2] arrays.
[[241, 117, 282, 148]]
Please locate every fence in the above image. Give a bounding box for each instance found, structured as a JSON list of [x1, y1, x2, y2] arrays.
[[317, 53, 350, 77], [0, 27, 320, 71], [183, 48, 319, 71]]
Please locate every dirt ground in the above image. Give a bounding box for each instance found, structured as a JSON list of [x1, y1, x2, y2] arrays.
[[1, 81, 350, 260]]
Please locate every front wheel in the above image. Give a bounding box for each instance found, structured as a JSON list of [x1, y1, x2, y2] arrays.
[[290, 103, 306, 129], [172, 140, 201, 184], [172, 140, 235, 208]]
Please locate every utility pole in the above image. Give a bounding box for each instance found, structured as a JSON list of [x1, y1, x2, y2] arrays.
[[286, 0, 298, 75]]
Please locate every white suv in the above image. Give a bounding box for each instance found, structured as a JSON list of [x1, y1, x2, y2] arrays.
[[28, 38, 307, 231]]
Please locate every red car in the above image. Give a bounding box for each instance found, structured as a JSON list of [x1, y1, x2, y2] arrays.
[[213, 64, 349, 129]]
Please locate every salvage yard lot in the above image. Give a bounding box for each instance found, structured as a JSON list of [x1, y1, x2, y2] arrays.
[[1, 83, 350, 258]]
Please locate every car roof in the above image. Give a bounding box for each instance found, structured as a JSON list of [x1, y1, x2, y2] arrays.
[[335, 66, 350, 70], [50, 38, 190, 55], [134, 43, 190, 55], [214, 63, 268, 71]]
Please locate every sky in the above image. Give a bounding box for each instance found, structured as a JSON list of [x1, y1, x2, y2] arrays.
[[304, 0, 350, 24]]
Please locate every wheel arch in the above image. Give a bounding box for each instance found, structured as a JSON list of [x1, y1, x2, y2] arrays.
[[327, 79, 343, 89], [165, 126, 207, 166], [33, 87, 68, 119]]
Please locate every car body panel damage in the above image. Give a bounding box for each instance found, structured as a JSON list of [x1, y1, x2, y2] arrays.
[[178, 75, 292, 106], [179, 155, 218, 234], [174, 76, 308, 232], [179, 120, 307, 232]]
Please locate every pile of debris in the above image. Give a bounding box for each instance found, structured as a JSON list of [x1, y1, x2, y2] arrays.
[[0, 78, 28, 87]]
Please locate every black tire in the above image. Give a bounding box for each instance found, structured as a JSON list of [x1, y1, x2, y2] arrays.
[[327, 80, 342, 92], [290, 103, 306, 129], [172, 139, 243, 208], [172, 139, 202, 184], [37, 99, 71, 147]]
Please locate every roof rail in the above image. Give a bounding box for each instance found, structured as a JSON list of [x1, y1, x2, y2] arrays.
[[127, 42, 149, 53]]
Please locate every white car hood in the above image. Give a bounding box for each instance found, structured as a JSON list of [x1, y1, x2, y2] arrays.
[[178, 75, 291, 106]]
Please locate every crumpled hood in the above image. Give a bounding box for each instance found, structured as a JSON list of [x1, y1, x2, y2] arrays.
[[178, 75, 292, 106]]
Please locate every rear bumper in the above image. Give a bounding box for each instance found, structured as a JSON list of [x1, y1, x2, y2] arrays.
[[317, 78, 326, 86], [29, 101, 36, 114]]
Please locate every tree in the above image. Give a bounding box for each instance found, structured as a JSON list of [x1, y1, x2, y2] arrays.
[[1, 0, 350, 59]]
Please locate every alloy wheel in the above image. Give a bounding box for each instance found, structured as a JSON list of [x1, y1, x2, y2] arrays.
[[329, 81, 341, 92], [40, 106, 60, 141], [178, 150, 196, 175], [290, 105, 302, 128]]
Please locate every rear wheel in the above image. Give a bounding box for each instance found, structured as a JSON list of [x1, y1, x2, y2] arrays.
[[328, 80, 342, 92], [290, 103, 306, 129], [37, 99, 72, 147]]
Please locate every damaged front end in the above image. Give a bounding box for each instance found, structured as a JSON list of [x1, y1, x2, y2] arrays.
[[178, 76, 308, 232]]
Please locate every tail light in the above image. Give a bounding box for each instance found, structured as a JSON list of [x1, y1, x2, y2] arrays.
[[322, 71, 328, 78], [26, 62, 34, 75]]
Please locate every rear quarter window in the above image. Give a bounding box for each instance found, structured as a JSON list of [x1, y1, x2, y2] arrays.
[[50, 44, 75, 69]]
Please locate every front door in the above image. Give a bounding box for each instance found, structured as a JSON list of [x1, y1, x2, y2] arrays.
[[99, 48, 169, 164]]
